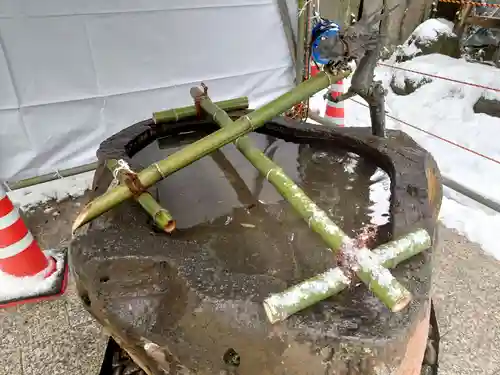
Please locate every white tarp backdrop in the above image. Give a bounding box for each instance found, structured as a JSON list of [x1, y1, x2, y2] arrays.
[[0, 0, 297, 182]]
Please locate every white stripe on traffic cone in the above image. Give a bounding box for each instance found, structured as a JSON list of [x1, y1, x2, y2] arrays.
[[325, 80, 345, 127]]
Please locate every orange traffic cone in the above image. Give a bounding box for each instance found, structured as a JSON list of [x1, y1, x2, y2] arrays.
[[325, 80, 344, 127], [0, 186, 68, 308], [310, 62, 321, 77]]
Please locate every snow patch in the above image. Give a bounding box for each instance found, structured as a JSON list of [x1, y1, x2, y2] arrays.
[[380, 55, 500, 259], [7, 171, 94, 211], [379, 55, 500, 215], [439, 186, 500, 260], [309, 88, 328, 117], [0, 250, 66, 302], [395, 18, 456, 61], [411, 18, 455, 44]]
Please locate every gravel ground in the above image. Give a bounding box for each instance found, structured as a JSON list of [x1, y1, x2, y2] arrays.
[[0, 196, 108, 375], [433, 226, 500, 375]]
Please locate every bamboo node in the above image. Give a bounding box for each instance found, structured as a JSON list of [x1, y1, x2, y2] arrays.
[[2, 181, 11, 192], [242, 115, 255, 130], [307, 215, 314, 228], [109, 159, 146, 197], [265, 169, 275, 180], [153, 163, 165, 179], [53, 169, 64, 180], [124, 172, 146, 197], [108, 159, 133, 190]]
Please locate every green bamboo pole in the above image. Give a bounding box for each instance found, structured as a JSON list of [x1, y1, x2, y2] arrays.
[[106, 159, 175, 233], [7, 162, 98, 191], [73, 68, 351, 232], [193, 88, 412, 313], [153, 97, 249, 124], [263, 228, 431, 324], [296, 0, 307, 84], [276, 0, 297, 67]]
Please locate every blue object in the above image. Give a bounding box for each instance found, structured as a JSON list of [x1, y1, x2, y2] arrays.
[[311, 18, 341, 65]]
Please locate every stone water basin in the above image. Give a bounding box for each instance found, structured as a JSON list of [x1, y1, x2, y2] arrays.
[[70, 115, 442, 375]]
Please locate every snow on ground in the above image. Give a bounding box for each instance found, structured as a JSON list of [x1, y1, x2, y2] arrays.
[[310, 21, 500, 260], [394, 18, 456, 60], [0, 250, 66, 302], [7, 171, 94, 211], [377, 55, 500, 261]]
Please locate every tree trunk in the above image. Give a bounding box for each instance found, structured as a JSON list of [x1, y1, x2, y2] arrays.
[[319, 0, 434, 46]]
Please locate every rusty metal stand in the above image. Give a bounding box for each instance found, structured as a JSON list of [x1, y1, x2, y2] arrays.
[[422, 300, 441, 375], [99, 337, 146, 375], [97, 301, 441, 375]]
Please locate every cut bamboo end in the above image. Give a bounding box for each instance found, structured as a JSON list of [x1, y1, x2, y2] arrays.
[[391, 293, 413, 313], [72, 204, 91, 233], [163, 219, 176, 233], [71, 219, 81, 234], [262, 298, 282, 325], [353, 246, 412, 313], [153, 209, 176, 233]]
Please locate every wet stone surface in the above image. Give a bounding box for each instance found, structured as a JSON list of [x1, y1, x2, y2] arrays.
[[70, 118, 439, 375]]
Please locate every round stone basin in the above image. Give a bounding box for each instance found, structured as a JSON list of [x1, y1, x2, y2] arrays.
[[70, 115, 442, 375]]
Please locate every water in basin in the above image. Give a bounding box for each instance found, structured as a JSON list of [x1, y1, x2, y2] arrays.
[[129, 130, 392, 283]]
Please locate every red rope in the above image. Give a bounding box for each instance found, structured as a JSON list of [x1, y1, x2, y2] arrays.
[[438, 0, 500, 7], [349, 98, 500, 166], [378, 62, 500, 93]]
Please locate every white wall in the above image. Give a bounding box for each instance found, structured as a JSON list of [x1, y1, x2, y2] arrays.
[[0, 0, 296, 181]]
